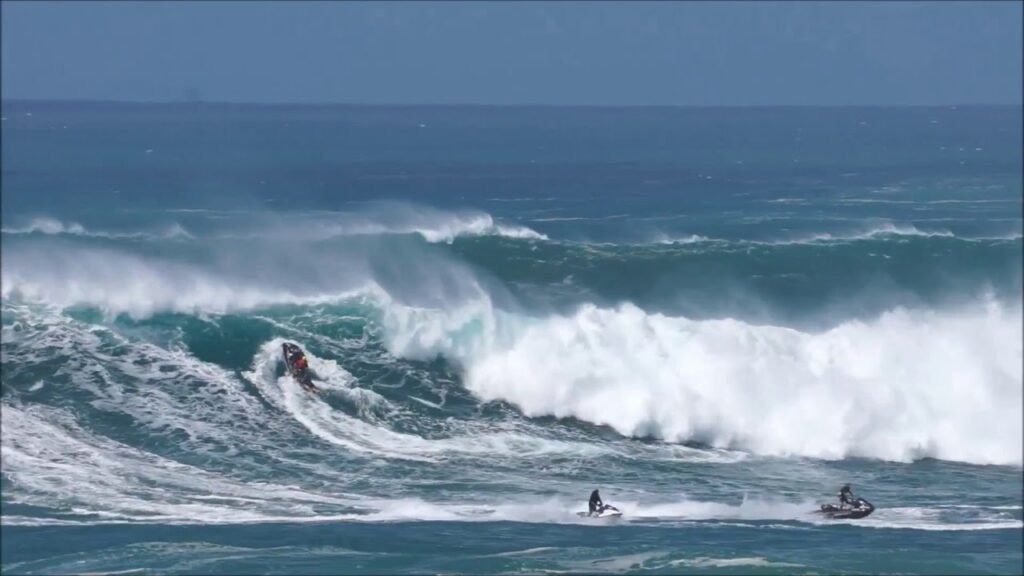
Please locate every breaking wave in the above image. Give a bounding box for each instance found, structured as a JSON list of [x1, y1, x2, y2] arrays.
[[3, 240, 1019, 466], [378, 296, 1023, 466]]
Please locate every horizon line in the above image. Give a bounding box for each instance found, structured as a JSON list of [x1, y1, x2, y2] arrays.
[[2, 98, 1021, 109]]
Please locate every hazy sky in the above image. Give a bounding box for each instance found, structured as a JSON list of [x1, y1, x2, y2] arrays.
[[2, 1, 1021, 105]]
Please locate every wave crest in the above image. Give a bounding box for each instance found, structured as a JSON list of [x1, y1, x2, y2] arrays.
[[216, 204, 547, 243]]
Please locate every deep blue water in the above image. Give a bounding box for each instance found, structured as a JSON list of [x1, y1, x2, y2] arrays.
[[1, 103, 1022, 575]]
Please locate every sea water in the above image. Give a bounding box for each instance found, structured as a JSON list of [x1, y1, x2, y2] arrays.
[[2, 103, 1021, 574]]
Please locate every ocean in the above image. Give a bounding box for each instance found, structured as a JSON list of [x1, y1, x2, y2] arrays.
[[1, 102, 1021, 575]]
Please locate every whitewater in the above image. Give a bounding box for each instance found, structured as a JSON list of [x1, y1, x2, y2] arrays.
[[2, 103, 1022, 574]]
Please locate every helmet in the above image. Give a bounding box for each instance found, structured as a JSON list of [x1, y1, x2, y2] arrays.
[[841, 484, 851, 493]]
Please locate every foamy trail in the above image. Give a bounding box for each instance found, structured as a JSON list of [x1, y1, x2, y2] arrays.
[[0, 403, 372, 526], [242, 338, 619, 462]]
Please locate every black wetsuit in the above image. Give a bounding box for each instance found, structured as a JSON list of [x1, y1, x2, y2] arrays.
[[589, 490, 603, 515], [839, 488, 856, 509]]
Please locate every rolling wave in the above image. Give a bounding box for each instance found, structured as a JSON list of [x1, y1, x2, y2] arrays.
[[630, 221, 1021, 246], [1, 206, 547, 245], [3, 252, 1018, 466], [234, 206, 547, 243], [0, 217, 194, 240], [2, 201, 1020, 471], [6, 208, 1017, 252]]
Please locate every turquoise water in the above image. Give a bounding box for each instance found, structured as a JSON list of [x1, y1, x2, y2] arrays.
[[1, 103, 1022, 574]]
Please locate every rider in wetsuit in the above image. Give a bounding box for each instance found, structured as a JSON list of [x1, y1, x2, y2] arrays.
[[589, 489, 604, 516], [284, 343, 318, 393], [838, 484, 856, 509], [286, 346, 308, 371]]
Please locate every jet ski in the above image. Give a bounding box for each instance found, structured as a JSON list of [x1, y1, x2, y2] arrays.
[[576, 504, 623, 519], [815, 497, 875, 520], [281, 342, 320, 394]]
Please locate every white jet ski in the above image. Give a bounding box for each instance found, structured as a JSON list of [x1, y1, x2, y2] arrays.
[[577, 504, 622, 519]]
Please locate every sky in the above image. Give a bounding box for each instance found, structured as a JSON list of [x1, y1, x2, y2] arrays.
[[1, 1, 1021, 106]]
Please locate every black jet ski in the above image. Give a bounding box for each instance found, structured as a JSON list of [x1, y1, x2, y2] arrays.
[[816, 497, 875, 519], [281, 342, 320, 394]]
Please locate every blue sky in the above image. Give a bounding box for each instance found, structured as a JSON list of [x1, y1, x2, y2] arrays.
[[2, 1, 1021, 105]]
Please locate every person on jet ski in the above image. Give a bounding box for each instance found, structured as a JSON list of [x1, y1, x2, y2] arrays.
[[589, 489, 604, 516], [287, 347, 308, 372], [838, 484, 857, 509]]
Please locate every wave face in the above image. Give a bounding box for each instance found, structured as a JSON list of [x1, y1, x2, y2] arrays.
[[2, 104, 1021, 575]]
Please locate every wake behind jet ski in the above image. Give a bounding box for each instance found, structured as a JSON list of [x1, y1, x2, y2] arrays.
[[576, 489, 623, 519], [281, 342, 320, 394], [815, 484, 874, 519]]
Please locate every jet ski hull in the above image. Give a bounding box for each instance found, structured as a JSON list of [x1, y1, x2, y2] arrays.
[[577, 505, 622, 519], [816, 498, 874, 519]]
